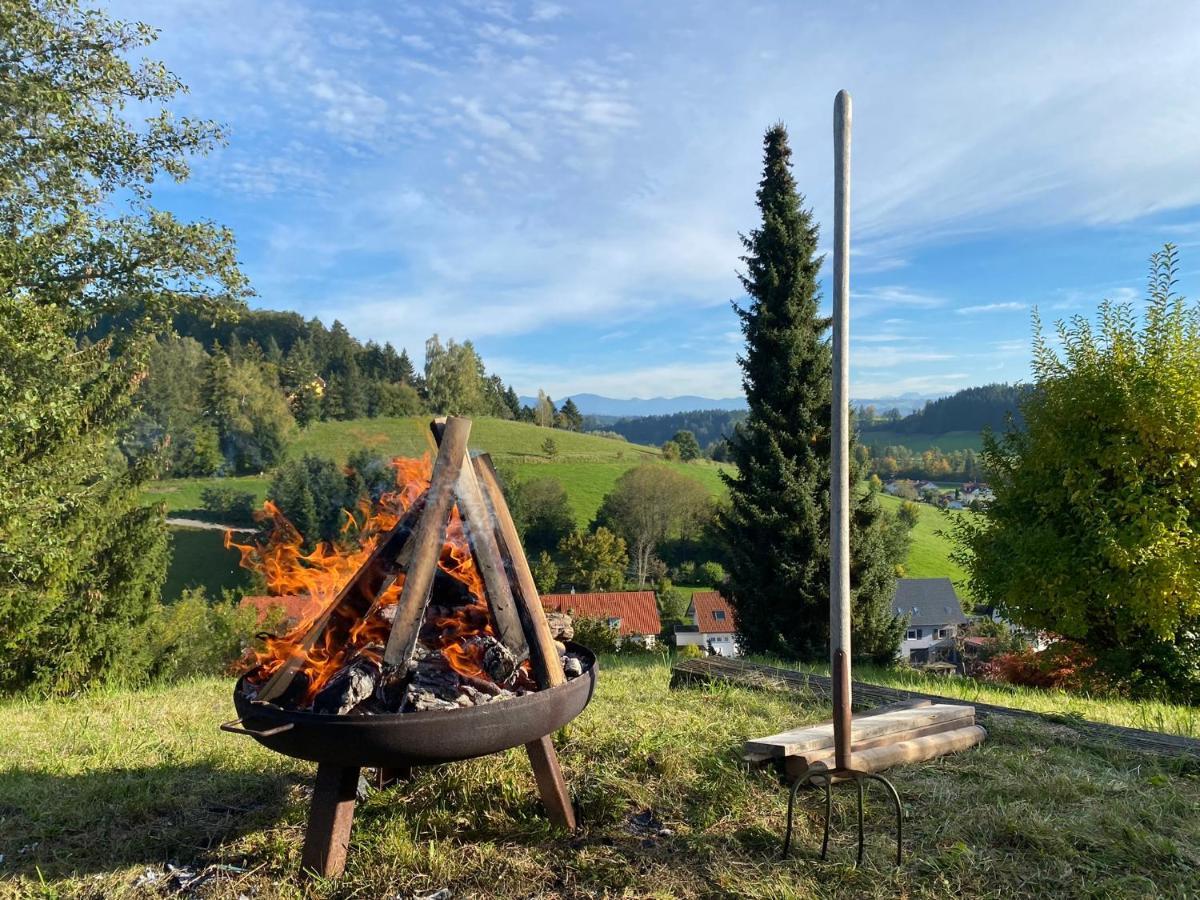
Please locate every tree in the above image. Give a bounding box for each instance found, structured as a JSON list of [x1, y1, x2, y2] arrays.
[[534, 390, 556, 427], [556, 398, 583, 431], [558, 527, 628, 591], [594, 464, 711, 587], [531, 551, 559, 593], [898, 501, 921, 529], [220, 360, 296, 473], [509, 477, 576, 557], [714, 124, 905, 662], [424, 335, 486, 415], [0, 0, 247, 693], [542, 437, 559, 459], [661, 440, 681, 461], [671, 430, 702, 462], [953, 247, 1200, 702]]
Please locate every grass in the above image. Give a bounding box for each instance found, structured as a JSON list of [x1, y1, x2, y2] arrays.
[[142, 475, 269, 517], [876, 492, 970, 593], [2, 657, 1198, 898], [161, 527, 253, 603], [859, 430, 984, 453]]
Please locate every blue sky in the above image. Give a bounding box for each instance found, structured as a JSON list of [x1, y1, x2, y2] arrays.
[[118, 0, 1200, 399]]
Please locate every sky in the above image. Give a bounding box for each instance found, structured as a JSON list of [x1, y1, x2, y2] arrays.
[[116, 0, 1200, 400]]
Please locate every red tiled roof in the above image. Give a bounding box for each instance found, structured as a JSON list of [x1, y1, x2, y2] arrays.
[[541, 591, 661, 637], [240, 594, 314, 625], [690, 591, 736, 633]]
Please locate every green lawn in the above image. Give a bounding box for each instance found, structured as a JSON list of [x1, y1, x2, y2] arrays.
[[162, 527, 253, 602], [2, 657, 1197, 898], [142, 475, 269, 516], [859, 430, 984, 453], [876, 492, 971, 593]]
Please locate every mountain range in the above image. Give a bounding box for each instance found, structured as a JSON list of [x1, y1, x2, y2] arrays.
[[520, 392, 936, 418]]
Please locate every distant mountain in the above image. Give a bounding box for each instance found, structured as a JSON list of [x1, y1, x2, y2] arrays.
[[851, 394, 939, 417], [520, 392, 939, 418], [518, 393, 748, 417]]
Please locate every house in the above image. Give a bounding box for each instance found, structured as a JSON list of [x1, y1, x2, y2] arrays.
[[892, 578, 970, 663], [674, 590, 740, 656], [541, 591, 662, 647]]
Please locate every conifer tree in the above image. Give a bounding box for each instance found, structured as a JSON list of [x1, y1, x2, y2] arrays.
[[716, 124, 905, 662]]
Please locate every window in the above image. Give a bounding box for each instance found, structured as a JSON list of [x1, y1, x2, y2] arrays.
[[713, 610, 726, 621], [906, 629, 918, 640], [607, 617, 621, 630]]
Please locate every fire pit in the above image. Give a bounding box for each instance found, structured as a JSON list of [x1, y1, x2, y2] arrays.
[[220, 417, 596, 877]]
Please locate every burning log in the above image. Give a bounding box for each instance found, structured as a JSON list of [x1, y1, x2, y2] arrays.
[[312, 653, 381, 716], [562, 655, 584, 679], [252, 494, 427, 705], [466, 634, 518, 684], [431, 420, 530, 664], [473, 453, 566, 689], [381, 417, 473, 686]]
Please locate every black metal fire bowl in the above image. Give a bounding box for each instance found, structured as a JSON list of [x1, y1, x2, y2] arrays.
[[229, 643, 597, 768]]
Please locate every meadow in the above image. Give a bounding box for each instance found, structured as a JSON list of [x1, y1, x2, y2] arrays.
[[858, 430, 984, 453], [1, 656, 1196, 898]]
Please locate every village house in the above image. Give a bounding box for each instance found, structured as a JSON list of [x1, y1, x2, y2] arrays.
[[892, 577, 971, 663], [674, 590, 740, 656], [541, 590, 662, 647]]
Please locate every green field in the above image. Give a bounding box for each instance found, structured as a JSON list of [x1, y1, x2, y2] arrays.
[[876, 492, 970, 592], [860, 429, 984, 452], [2, 656, 1197, 898], [142, 475, 269, 516]]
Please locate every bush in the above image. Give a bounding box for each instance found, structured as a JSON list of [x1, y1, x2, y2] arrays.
[[677, 644, 705, 660], [200, 486, 258, 525], [571, 615, 621, 654], [541, 437, 558, 459], [698, 561, 726, 585], [978, 640, 1114, 694], [142, 588, 259, 682]]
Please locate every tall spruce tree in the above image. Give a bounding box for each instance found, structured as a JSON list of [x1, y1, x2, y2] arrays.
[[716, 124, 906, 663]]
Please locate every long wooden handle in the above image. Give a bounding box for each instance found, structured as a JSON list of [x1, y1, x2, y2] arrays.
[[382, 416, 473, 671], [473, 453, 565, 688]]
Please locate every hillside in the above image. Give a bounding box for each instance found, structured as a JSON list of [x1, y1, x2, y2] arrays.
[[145, 418, 966, 600], [876, 493, 971, 594]]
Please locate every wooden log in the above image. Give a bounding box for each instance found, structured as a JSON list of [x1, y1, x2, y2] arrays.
[[746, 703, 975, 758], [801, 724, 988, 781], [783, 716, 974, 782], [254, 494, 427, 704], [381, 417, 473, 674], [525, 734, 576, 831], [474, 453, 565, 689], [301, 764, 360, 878], [430, 420, 529, 664]]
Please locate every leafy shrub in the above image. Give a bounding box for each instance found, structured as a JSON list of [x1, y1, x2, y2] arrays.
[[699, 561, 726, 585], [978, 640, 1114, 694], [571, 616, 621, 654], [143, 588, 259, 681], [677, 644, 706, 660], [200, 486, 257, 525]]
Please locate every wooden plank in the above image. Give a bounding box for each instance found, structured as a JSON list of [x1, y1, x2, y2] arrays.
[[429, 422, 529, 663], [746, 704, 975, 757], [254, 495, 426, 704], [382, 417, 472, 673], [474, 453, 565, 689], [525, 734, 576, 831], [301, 764, 360, 878]]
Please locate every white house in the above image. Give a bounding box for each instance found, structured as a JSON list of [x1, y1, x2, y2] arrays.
[[892, 578, 971, 663], [675, 591, 740, 656]]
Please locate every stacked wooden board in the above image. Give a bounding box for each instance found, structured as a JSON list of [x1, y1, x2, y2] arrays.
[[744, 699, 986, 782]]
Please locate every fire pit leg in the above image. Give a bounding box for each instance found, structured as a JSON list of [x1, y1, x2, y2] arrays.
[[374, 765, 413, 790], [525, 735, 576, 831], [301, 764, 360, 878]]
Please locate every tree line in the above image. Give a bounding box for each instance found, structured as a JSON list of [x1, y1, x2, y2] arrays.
[[594, 409, 746, 454], [859, 383, 1027, 435]]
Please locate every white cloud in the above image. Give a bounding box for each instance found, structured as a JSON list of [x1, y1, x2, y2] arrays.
[[956, 302, 1027, 315]]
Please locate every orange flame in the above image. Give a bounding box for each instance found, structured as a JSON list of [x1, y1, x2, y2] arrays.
[[229, 454, 511, 706]]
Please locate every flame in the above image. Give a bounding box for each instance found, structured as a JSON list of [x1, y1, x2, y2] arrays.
[[229, 454, 514, 706]]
